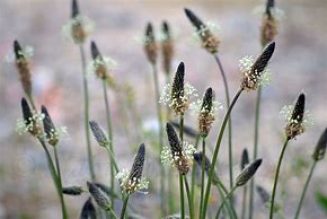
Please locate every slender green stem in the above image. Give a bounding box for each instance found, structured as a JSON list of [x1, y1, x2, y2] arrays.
[[201, 88, 243, 219], [215, 187, 238, 219], [191, 135, 201, 203], [241, 185, 248, 219], [249, 86, 262, 219], [269, 139, 289, 219], [199, 137, 206, 218], [102, 79, 115, 209], [79, 45, 95, 181], [213, 54, 233, 191], [151, 64, 166, 215], [294, 161, 317, 219], [120, 196, 129, 219], [184, 176, 194, 219], [179, 173, 185, 219], [105, 147, 119, 173], [38, 138, 68, 219]]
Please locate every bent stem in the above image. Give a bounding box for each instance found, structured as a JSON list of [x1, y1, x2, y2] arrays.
[[294, 161, 317, 219], [151, 63, 166, 215], [215, 186, 238, 219], [201, 88, 243, 219], [120, 196, 130, 219], [102, 79, 115, 209], [269, 139, 289, 219], [249, 87, 262, 219], [184, 176, 194, 219], [199, 137, 206, 219], [213, 54, 233, 191], [79, 45, 95, 181]]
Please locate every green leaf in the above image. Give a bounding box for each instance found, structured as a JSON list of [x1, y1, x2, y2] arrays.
[[315, 191, 327, 214]]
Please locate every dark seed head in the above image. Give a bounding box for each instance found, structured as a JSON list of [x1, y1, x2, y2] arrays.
[[41, 106, 58, 146], [90, 41, 101, 60], [162, 21, 171, 39], [171, 62, 185, 99], [14, 40, 24, 60], [170, 121, 198, 138], [80, 197, 96, 219], [201, 87, 214, 112], [145, 22, 155, 43], [89, 121, 109, 147], [62, 186, 84, 196], [256, 185, 270, 204], [184, 8, 205, 31], [94, 183, 118, 199], [166, 123, 182, 153], [241, 148, 250, 170], [236, 159, 262, 186], [291, 93, 305, 124], [252, 42, 275, 75], [129, 143, 145, 181], [21, 98, 32, 124], [87, 181, 111, 211], [312, 128, 327, 161], [71, 0, 79, 18], [266, 0, 275, 16]]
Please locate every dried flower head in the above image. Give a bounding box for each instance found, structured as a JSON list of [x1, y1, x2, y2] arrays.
[[236, 159, 262, 186], [160, 62, 198, 115], [261, 0, 279, 47], [281, 93, 307, 140], [240, 42, 275, 91], [241, 148, 250, 170], [13, 40, 32, 97], [41, 106, 59, 146], [62, 0, 94, 44], [80, 197, 96, 219], [87, 181, 112, 211], [89, 121, 109, 147], [116, 144, 149, 195], [62, 186, 84, 196], [161, 123, 196, 175], [312, 128, 327, 161], [161, 21, 174, 74], [184, 8, 220, 54], [196, 88, 221, 137], [16, 98, 44, 137], [144, 22, 157, 65], [88, 41, 117, 82]]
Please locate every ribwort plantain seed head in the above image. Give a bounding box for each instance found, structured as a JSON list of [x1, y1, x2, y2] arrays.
[[236, 159, 262, 186], [87, 181, 112, 211], [241, 148, 249, 170], [144, 22, 157, 65], [41, 106, 59, 146], [285, 93, 305, 140], [161, 20, 174, 75], [80, 197, 96, 219], [89, 121, 109, 147], [312, 128, 327, 161], [198, 87, 216, 137], [19, 98, 43, 137], [62, 186, 84, 196]]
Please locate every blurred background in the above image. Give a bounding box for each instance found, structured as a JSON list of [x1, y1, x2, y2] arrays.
[[0, 0, 327, 218]]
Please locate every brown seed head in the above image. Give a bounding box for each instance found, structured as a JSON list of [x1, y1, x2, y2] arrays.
[[285, 93, 305, 140], [41, 106, 58, 146], [261, 0, 278, 47], [14, 40, 32, 97], [21, 98, 41, 137], [236, 159, 262, 186], [90, 41, 109, 79], [312, 128, 327, 161], [144, 22, 157, 65], [161, 21, 174, 75], [199, 87, 215, 137]]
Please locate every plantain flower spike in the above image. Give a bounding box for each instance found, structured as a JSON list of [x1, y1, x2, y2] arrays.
[[184, 8, 220, 54], [87, 181, 112, 211], [161, 21, 174, 75], [240, 42, 275, 91], [13, 40, 32, 97], [236, 159, 262, 186], [285, 93, 305, 140], [144, 22, 157, 65], [198, 87, 216, 137], [261, 0, 278, 47], [312, 128, 327, 161], [241, 148, 250, 170], [41, 106, 59, 146]]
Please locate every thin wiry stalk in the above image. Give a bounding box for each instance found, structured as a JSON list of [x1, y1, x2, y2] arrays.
[[184, 176, 194, 219], [214, 180, 237, 218], [179, 173, 185, 219], [102, 79, 115, 209], [201, 88, 243, 219], [199, 137, 206, 219], [215, 186, 238, 219], [294, 161, 317, 219], [105, 147, 119, 172], [241, 185, 248, 219], [38, 138, 68, 219], [120, 196, 130, 219], [190, 135, 200, 208], [151, 63, 166, 214], [79, 45, 95, 180], [269, 139, 289, 219], [213, 54, 233, 191], [249, 86, 262, 219]]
